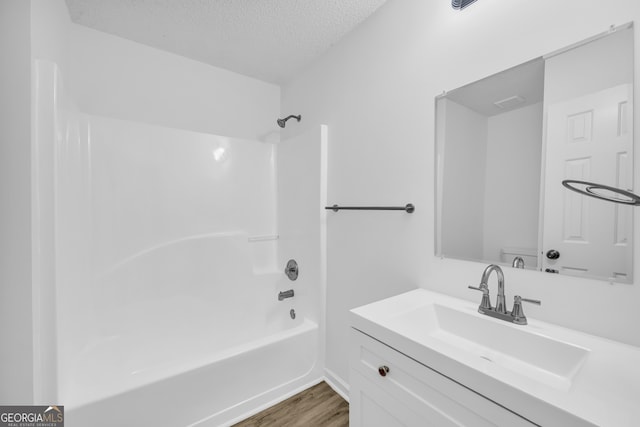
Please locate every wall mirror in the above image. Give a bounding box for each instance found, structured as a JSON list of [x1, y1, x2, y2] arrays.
[[435, 23, 635, 283]]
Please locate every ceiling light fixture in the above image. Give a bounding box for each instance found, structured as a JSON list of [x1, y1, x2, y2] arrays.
[[452, 0, 478, 10]]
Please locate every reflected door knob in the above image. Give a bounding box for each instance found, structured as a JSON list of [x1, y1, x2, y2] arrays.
[[546, 249, 560, 260]]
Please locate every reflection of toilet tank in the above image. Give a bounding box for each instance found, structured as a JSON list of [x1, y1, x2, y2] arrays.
[[501, 247, 538, 268]]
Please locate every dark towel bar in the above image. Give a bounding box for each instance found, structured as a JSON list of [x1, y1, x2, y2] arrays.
[[325, 204, 415, 213]]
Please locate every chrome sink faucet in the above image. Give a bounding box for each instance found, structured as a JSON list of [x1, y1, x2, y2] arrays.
[[482, 264, 507, 314], [512, 256, 525, 269], [469, 264, 541, 325]]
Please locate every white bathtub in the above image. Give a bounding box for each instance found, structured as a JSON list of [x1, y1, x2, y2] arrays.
[[65, 319, 318, 427], [62, 233, 320, 426]]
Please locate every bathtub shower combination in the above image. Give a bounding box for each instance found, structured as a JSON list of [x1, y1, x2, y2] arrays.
[[33, 61, 327, 426]]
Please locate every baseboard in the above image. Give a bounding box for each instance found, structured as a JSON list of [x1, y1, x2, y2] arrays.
[[323, 368, 350, 403]]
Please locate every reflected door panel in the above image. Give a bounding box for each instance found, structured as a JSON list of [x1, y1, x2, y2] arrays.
[[542, 84, 633, 282]]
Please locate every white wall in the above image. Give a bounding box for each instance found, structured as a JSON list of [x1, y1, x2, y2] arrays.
[[545, 26, 634, 104], [65, 26, 280, 141], [31, 0, 280, 141], [0, 0, 34, 404], [484, 103, 542, 263], [282, 0, 640, 389]]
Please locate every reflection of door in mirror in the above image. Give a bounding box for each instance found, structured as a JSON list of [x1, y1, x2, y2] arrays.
[[542, 28, 634, 283]]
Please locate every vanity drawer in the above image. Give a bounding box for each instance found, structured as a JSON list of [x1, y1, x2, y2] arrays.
[[349, 328, 536, 427]]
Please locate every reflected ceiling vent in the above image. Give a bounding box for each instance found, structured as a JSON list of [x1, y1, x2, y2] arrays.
[[493, 95, 526, 110], [452, 0, 478, 9]]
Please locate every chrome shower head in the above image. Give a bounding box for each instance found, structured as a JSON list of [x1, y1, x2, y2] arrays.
[[277, 114, 301, 128]]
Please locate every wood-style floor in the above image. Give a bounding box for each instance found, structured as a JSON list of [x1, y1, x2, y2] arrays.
[[233, 381, 349, 427]]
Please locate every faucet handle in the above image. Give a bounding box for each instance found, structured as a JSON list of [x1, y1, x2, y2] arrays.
[[519, 297, 541, 305], [468, 283, 489, 294], [468, 283, 492, 313], [511, 295, 541, 325]]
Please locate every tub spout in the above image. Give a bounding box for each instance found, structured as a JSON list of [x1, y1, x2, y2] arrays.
[[278, 289, 294, 301]]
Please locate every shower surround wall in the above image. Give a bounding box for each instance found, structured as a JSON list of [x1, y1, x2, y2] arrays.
[[35, 59, 325, 426], [54, 84, 275, 401]]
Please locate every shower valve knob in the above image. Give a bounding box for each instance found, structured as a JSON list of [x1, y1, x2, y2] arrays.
[[284, 259, 299, 281]]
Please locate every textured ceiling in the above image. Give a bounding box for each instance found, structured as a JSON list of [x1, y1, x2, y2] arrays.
[[65, 0, 389, 84]]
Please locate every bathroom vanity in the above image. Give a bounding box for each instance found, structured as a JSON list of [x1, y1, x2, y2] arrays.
[[349, 328, 535, 426], [349, 289, 640, 426]]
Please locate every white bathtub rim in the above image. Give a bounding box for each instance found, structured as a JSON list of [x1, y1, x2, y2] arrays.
[[64, 318, 318, 410]]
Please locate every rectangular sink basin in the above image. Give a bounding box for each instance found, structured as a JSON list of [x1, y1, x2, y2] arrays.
[[351, 289, 640, 427], [383, 303, 590, 391]]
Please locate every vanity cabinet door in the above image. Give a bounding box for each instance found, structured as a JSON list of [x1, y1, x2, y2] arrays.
[[349, 329, 536, 427], [350, 369, 442, 427]]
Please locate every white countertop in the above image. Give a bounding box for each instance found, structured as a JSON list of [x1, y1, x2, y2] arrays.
[[350, 289, 640, 427]]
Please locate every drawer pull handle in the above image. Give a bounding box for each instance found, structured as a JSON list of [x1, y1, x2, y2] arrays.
[[378, 365, 390, 377]]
